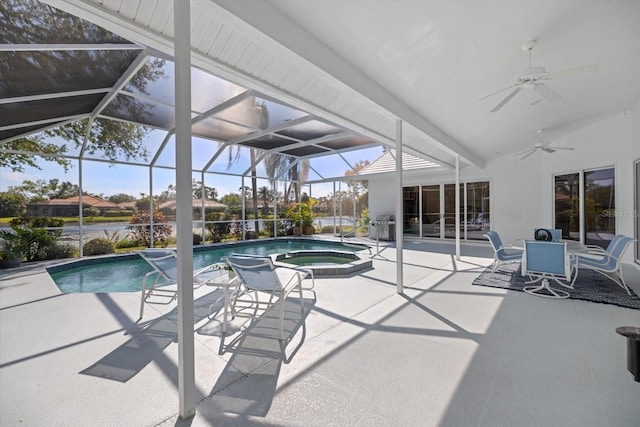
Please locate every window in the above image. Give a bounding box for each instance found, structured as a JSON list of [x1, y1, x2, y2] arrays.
[[554, 167, 615, 249], [403, 181, 490, 241]]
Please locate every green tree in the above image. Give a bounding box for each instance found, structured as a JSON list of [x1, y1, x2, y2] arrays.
[[192, 180, 218, 200], [108, 193, 136, 204], [258, 186, 272, 211], [8, 179, 48, 201], [220, 193, 242, 208], [0, 192, 27, 217], [46, 179, 80, 199]]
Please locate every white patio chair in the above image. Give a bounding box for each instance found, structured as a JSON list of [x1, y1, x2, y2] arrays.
[[224, 254, 308, 341], [484, 231, 523, 277], [138, 249, 230, 320], [576, 236, 636, 295]]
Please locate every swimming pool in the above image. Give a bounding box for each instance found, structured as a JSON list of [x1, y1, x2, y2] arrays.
[[274, 250, 372, 277], [48, 238, 369, 293]]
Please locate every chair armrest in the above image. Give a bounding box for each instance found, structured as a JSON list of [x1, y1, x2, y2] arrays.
[[578, 251, 618, 264], [583, 245, 608, 254]]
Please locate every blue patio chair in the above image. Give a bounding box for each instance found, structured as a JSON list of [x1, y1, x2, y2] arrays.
[[138, 249, 230, 320], [484, 231, 523, 277], [582, 234, 625, 256], [224, 254, 308, 341], [522, 240, 577, 299], [576, 236, 636, 295]]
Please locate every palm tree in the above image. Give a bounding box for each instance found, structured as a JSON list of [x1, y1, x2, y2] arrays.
[[264, 154, 310, 207], [258, 185, 272, 213]]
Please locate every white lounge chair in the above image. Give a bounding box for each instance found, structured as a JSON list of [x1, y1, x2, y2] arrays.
[[224, 254, 309, 341], [138, 249, 231, 320]]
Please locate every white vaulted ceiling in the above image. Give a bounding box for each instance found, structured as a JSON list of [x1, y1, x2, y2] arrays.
[[48, 0, 640, 170]]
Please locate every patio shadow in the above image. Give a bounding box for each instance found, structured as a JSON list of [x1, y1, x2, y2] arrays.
[[200, 294, 315, 418], [80, 288, 227, 382]]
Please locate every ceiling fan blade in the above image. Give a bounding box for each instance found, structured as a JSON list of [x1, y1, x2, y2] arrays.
[[551, 64, 598, 78], [520, 150, 537, 160], [542, 147, 556, 153], [491, 87, 521, 112], [550, 146, 575, 151], [533, 83, 562, 102], [514, 146, 536, 156], [478, 83, 518, 101]]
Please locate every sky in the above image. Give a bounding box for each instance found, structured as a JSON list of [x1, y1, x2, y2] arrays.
[[1, 138, 383, 200]]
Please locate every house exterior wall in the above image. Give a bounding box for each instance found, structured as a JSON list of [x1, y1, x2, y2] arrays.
[[368, 109, 639, 266]]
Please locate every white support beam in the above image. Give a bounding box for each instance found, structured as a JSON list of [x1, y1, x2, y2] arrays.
[[0, 43, 143, 51], [0, 114, 89, 132], [174, 0, 196, 419], [455, 154, 461, 261], [395, 119, 404, 294], [0, 88, 112, 105]]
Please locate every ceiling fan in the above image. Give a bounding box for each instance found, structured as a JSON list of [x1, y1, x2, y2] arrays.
[[515, 129, 575, 160], [480, 40, 597, 113]]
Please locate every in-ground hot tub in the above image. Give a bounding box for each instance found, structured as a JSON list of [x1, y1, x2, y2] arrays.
[[275, 250, 372, 277]]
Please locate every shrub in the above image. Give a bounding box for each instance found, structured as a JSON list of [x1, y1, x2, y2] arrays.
[[127, 210, 173, 248], [9, 217, 64, 237], [205, 212, 231, 243], [103, 210, 123, 217], [4, 226, 57, 262], [43, 243, 77, 260], [229, 221, 245, 240], [262, 217, 290, 237], [321, 225, 340, 234], [83, 238, 116, 256], [193, 232, 204, 245], [83, 207, 100, 217], [115, 239, 140, 249]]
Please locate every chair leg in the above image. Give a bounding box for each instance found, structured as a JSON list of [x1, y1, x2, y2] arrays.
[[524, 278, 570, 299], [139, 288, 146, 320], [489, 259, 499, 278], [617, 269, 632, 296], [278, 297, 285, 341]]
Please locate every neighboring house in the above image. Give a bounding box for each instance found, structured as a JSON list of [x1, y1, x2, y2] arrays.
[[26, 195, 120, 217]]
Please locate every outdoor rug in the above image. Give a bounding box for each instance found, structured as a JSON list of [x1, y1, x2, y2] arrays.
[[472, 263, 640, 310]]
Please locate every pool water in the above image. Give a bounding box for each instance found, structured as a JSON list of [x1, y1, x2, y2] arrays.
[[48, 239, 367, 293]]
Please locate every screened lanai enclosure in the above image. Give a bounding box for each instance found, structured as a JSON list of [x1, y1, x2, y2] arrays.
[[0, 0, 395, 254]]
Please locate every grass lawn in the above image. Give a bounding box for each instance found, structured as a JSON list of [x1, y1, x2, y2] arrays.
[[0, 216, 133, 225]]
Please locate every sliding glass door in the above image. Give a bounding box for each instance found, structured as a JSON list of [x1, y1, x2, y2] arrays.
[[403, 186, 419, 236], [466, 181, 490, 240], [402, 181, 490, 241], [554, 173, 580, 240], [554, 167, 615, 249], [584, 168, 615, 247], [421, 185, 441, 237]]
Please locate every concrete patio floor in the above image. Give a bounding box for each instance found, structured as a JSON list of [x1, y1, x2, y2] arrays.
[[1, 239, 639, 426]]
